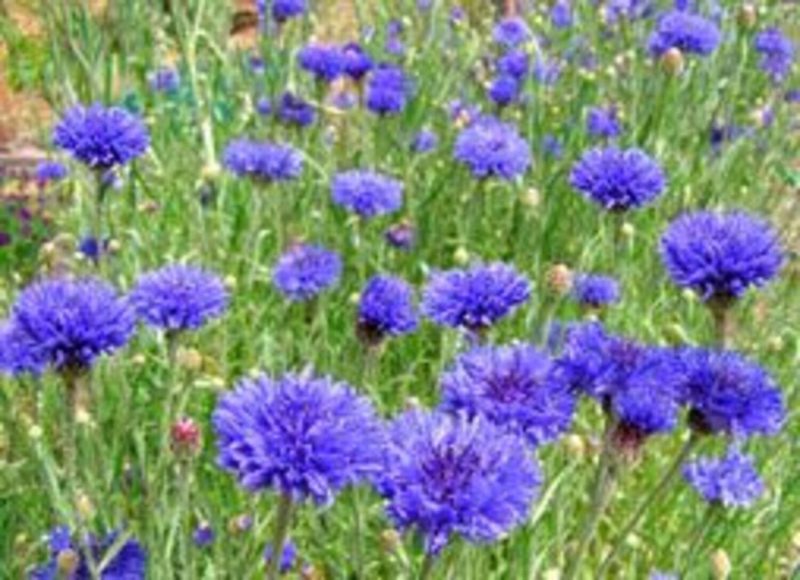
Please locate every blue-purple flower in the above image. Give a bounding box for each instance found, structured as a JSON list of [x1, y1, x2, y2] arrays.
[[263, 540, 297, 573], [366, 64, 411, 116], [754, 27, 795, 84], [422, 263, 530, 332], [683, 447, 764, 507], [648, 11, 721, 56], [487, 75, 520, 107], [258, 0, 307, 24], [272, 243, 342, 302], [384, 221, 416, 250], [0, 321, 44, 377], [53, 103, 149, 169], [212, 372, 385, 504], [379, 410, 541, 555], [586, 106, 622, 139], [678, 348, 785, 438], [440, 344, 576, 447], [551, 1, 573, 28], [35, 161, 68, 184], [297, 44, 346, 82], [570, 273, 621, 308], [493, 17, 531, 48], [130, 264, 228, 332], [223, 139, 303, 183], [659, 211, 783, 301], [29, 526, 146, 579], [342, 42, 373, 80], [411, 129, 439, 154], [9, 278, 135, 372], [454, 116, 531, 180], [276, 92, 316, 127], [357, 275, 418, 344], [331, 170, 404, 218], [148, 67, 181, 93], [192, 523, 215, 548], [497, 50, 530, 80], [570, 147, 665, 211]]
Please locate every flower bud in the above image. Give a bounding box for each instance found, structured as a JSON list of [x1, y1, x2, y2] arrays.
[[227, 514, 253, 536], [56, 549, 80, 575], [76, 493, 94, 520], [711, 548, 732, 579], [176, 347, 203, 372], [620, 222, 635, 239], [520, 187, 541, 208], [563, 434, 586, 460], [737, 4, 757, 29], [170, 417, 202, 457], [546, 263, 573, 295], [453, 246, 470, 265], [380, 529, 402, 553], [661, 48, 685, 76]]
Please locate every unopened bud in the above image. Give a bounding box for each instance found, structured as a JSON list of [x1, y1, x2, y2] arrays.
[[201, 161, 222, 181], [57, 549, 80, 575], [380, 529, 402, 553], [661, 48, 685, 76], [738, 4, 757, 29], [620, 222, 635, 239], [453, 246, 470, 265], [224, 275, 237, 290], [228, 514, 253, 535], [76, 493, 94, 520], [404, 397, 422, 411], [170, 417, 202, 456], [546, 264, 573, 295], [563, 434, 586, 460], [176, 347, 203, 372], [520, 188, 541, 208], [710, 548, 732, 579]]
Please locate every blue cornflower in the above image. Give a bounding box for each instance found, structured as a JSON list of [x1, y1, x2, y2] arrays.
[[272, 243, 342, 302], [148, 67, 181, 93], [605, 0, 655, 24], [223, 139, 303, 183], [454, 116, 531, 180], [331, 170, 404, 218], [570, 147, 666, 212], [357, 275, 418, 345], [297, 44, 346, 83], [754, 28, 795, 84], [366, 64, 411, 116], [587, 106, 622, 139], [384, 221, 416, 250], [29, 526, 146, 579], [78, 236, 109, 263], [493, 17, 532, 48], [263, 540, 297, 573], [551, 1, 574, 28], [379, 410, 540, 555], [192, 523, 215, 548], [53, 103, 149, 169], [488, 75, 520, 107], [342, 42, 373, 80], [212, 372, 385, 504], [0, 321, 45, 377], [683, 447, 764, 507], [9, 278, 135, 372], [35, 161, 68, 184], [258, 0, 307, 24], [441, 344, 576, 447], [422, 263, 530, 332], [648, 11, 721, 56], [659, 211, 783, 301], [276, 92, 316, 127], [678, 348, 785, 438], [570, 273, 621, 308], [410, 129, 438, 154], [497, 50, 530, 80], [130, 264, 228, 332]]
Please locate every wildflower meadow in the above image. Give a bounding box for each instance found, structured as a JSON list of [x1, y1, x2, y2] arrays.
[[1, 0, 799, 578]]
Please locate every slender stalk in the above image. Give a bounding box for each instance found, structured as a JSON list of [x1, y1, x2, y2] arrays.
[[681, 504, 720, 574], [709, 299, 734, 349], [419, 552, 437, 580], [61, 370, 87, 484], [563, 419, 620, 580], [267, 493, 295, 580], [597, 434, 700, 576]]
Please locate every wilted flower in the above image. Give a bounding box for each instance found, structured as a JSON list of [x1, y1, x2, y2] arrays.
[[384, 221, 416, 250], [659, 211, 783, 302], [171, 417, 202, 456], [570, 147, 665, 212], [272, 243, 342, 302], [379, 410, 541, 554], [53, 103, 149, 169], [193, 523, 215, 548], [440, 343, 576, 447], [212, 372, 385, 504]]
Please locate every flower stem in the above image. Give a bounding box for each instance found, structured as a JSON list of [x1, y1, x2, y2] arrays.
[[597, 434, 700, 577], [419, 553, 437, 580], [709, 300, 734, 349], [681, 504, 720, 574], [564, 419, 620, 580], [267, 493, 295, 580]]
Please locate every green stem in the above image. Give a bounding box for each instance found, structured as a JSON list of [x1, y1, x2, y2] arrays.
[[266, 493, 295, 580], [709, 300, 734, 349], [681, 504, 720, 575], [419, 552, 437, 580], [598, 434, 700, 577], [564, 419, 620, 580]]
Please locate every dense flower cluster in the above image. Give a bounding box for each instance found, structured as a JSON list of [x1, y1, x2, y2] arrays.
[[454, 117, 531, 180], [213, 372, 385, 504], [223, 139, 303, 182], [272, 243, 342, 301], [570, 147, 665, 211], [330, 170, 404, 218], [683, 447, 764, 508], [53, 103, 149, 169], [440, 344, 576, 447], [379, 410, 541, 554], [659, 211, 783, 301], [422, 263, 530, 331], [130, 264, 229, 332]]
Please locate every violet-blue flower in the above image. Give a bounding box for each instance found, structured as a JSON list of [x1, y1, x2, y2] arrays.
[[9, 278, 135, 372], [570, 146, 665, 211], [259, 0, 307, 24], [648, 10, 721, 56], [130, 264, 228, 332], [331, 170, 404, 218], [263, 539, 297, 573], [570, 273, 621, 308], [148, 67, 181, 94], [440, 344, 576, 447], [379, 410, 541, 555], [223, 139, 303, 183], [422, 263, 530, 332], [0, 321, 44, 377], [342, 42, 373, 80], [366, 64, 411, 116], [357, 275, 418, 344], [493, 17, 532, 47], [454, 116, 531, 180], [35, 161, 68, 184], [297, 44, 346, 83], [497, 50, 530, 80], [272, 243, 342, 302], [53, 103, 149, 169], [683, 447, 764, 507], [276, 92, 316, 127], [551, 1, 574, 28], [754, 27, 795, 84], [586, 106, 622, 139], [659, 211, 783, 301], [212, 372, 385, 504], [488, 75, 520, 107], [678, 348, 785, 438], [411, 129, 438, 154]]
